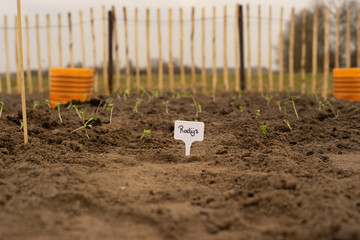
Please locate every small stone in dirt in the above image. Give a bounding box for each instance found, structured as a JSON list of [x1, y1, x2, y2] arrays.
[[42, 186, 58, 198], [0, 148, 9, 155]]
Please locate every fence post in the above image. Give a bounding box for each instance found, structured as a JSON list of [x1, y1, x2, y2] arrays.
[[36, 14, 43, 92], [223, 6, 229, 91], [79, 10, 86, 68], [289, 8, 295, 92], [279, 7, 284, 92], [180, 8, 185, 92], [102, 6, 109, 95], [246, 4, 251, 91], [58, 13, 62, 68], [123, 7, 131, 90], [212, 6, 217, 93], [201, 8, 206, 93], [322, 8, 329, 98], [257, 5, 262, 93], [169, 9, 174, 93], [135, 8, 140, 93], [108, 10, 113, 94], [46, 14, 52, 78], [112, 6, 120, 91], [157, 8, 163, 92], [68, 12, 74, 68], [191, 7, 196, 93], [311, 9, 318, 95], [234, 6, 240, 92], [239, 5, 245, 92], [146, 9, 151, 91], [4, 16, 11, 94], [268, 6, 273, 93], [25, 15, 33, 93], [335, 9, 339, 68], [90, 8, 98, 92], [14, 17, 20, 93], [357, 9, 360, 66], [300, 9, 307, 95], [346, 9, 351, 68]]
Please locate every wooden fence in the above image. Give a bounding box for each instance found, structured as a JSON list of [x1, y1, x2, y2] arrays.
[[1, 5, 359, 98]]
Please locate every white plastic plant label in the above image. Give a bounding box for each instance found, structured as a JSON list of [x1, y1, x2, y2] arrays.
[[174, 120, 204, 156]]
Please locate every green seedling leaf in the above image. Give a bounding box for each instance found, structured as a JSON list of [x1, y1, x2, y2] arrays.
[[260, 125, 267, 135], [290, 97, 299, 120], [33, 101, 39, 110], [276, 101, 281, 112], [283, 118, 292, 130], [230, 101, 235, 108], [42, 99, 51, 108], [67, 100, 73, 109], [106, 103, 114, 123], [140, 129, 152, 140], [0, 101, 4, 118], [336, 109, 341, 118], [70, 113, 97, 139], [238, 105, 243, 112], [255, 109, 261, 120], [133, 98, 142, 113], [265, 95, 273, 106]]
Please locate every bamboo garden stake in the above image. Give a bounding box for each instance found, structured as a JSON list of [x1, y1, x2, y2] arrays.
[[123, 7, 131, 90], [289, 8, 295, 92], [17, 0, 29, 144], [322, 8, 329, 98], [15, 17, 20, 93], [190, 7, 196, 93], [346, 9, 350, 68], [300, 9, 307, 95], [234, 6, 240, 92], [223, 6, 229, 91], [4, 16, 11, 93], [201, 8, 206, 93], [311, 9, 318, 94], [257, 5, 262, 93], [268, 6, 273, 92], [46, 14, 52, 77], [79, 10, 86, 68], [90, 8, 98, 92], [279, 7, 284, 92], [102, 6, 109, 95], [146, 9, 152, 91], [157, 8, 163, 92], [58, 13, 63, 68], [246, 4, 252, 92], [36, 14, 43, 92], [135, 8, 140, 92], [112, 6, 120, 91], [68, 12, 74, 68], [358, 9, 360, 66], [212, 6, 217, 93], [335, 9, 339, 68], [180, 8, 185, 92], [169, 9, 174, 92], [25, 15, 33, 93]]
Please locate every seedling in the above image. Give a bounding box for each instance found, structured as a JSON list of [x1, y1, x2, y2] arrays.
[[72, 104, 82, 119], [133, 98, 142, 113], [71, 110, 97, 139], [230, 101, 235, 108], [265, 95, 273, 106], [276, 101, 281, 112], [283, 118, 292, 130], [140, 129, 152, 140], [56, 103, 63, 123], [103, 97, 113, 110], [106, 103, 114, 123], [290, 97, 299, 120], [238, 105, 243, 112], [33, 101, 39, 110], [191, 99, 202, 118], [255, 109, 261, 120], [66, 100, 73, 109], [20, 121, 24, 131], [123, 88, 130, 100], [163, 100, 169, 114], [141, 87, 152, 100], [0, 101, 4, 118], [260, 125, 267, 135], [42, 99, 51, 108], [152, 89, 159, 98], [336, 109, 341, 118]]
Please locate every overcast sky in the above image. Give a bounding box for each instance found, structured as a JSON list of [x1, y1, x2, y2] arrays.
[[0, 0, 313, 73]]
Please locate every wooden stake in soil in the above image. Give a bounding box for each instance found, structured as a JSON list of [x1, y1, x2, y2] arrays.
[[25, 15, 33, 93], [68, 12, 74, 68], [201, 8, 206, 93], [335, 9, 339, 68], [246, 4, 252, 92], [112, 6, 120, 91], [234, 6, 240, 92], [58, 13, 63, 68], [311, 9, 318, 95], [146, 9, 152, 91], [14, 17, 20, 93], [46, 14, 52, 77], [289, 7, 295, 92], [346, 8, 351, 68], [4, 16, 11, 94], [268, 6, 273, 93], [36, 14, 43, 92], [17, 0, 29, 144], [300, 9, 307, 95], [322, 8, 329, 98], [190, 7, 196, 93], [239, 5, 245, 91], [90, 8, 98, 92], [135, 8, 140, 93], [357, 9, 360, 67], [223, 6, 229, 91], [257, 5, 262, 93], [108, 10, 113, 94], [279, 7, 284, 92], [180, 8, 185, 92], [102, 6, 109, 95], [157, 8, 163, 92], [123, 7, 131, 90], [212, 6, 217, 93], [79, 10, 86, 68], [169, 9, 174, 93]]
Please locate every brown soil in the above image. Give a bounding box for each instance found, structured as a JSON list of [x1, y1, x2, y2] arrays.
[[0, 91, 360, 240]]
